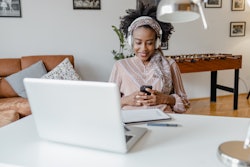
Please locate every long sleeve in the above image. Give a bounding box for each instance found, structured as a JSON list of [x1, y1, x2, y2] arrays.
[[169, 60, 190, 113]]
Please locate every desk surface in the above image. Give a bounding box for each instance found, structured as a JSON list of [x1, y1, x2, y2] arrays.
[[0, 114, 249, 167]]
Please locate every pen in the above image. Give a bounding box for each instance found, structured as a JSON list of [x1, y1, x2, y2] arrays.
[[147, 123, 179, 127]]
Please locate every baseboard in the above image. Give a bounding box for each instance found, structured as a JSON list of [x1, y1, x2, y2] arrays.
[[189, 93, 248, 101]]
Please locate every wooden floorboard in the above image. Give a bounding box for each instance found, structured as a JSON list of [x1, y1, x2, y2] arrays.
[[185, 93, 250, 118]]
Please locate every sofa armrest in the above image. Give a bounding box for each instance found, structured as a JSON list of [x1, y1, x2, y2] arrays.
[[0, 58, 21, 77], [0, 59, 21, 98]]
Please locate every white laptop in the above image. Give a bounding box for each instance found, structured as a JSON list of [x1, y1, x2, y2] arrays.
[[23, 78, 147, 153]]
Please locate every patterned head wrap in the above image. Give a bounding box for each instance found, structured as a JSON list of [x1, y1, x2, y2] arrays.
[[128, 16, 162, 38]]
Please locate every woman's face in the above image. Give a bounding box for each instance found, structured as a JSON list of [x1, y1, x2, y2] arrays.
[[132, 27, 157, 64]]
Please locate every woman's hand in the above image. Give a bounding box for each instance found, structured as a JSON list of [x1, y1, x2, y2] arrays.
[[121, 91, 148, 107], [138, 88, 176, 106], [121, 88, 176, 107]]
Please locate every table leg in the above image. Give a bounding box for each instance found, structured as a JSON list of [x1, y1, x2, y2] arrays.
[[233, 69, 239, 110], [211, 71, 217, 102]]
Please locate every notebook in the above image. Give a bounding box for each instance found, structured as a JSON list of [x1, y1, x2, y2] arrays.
[[122, 108, 172, 124], [23, 78, 147, 153]]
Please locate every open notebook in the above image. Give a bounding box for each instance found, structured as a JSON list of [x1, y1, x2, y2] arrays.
[[24, 78, 147, 153]]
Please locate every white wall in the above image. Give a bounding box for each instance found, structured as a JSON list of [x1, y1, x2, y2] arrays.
[[0, 0, 249, 99]]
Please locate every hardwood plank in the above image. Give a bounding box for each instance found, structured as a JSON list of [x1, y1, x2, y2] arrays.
[[186, 93, 250, 118]]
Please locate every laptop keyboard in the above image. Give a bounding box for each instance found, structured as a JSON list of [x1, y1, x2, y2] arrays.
[[125, 135, 133, 142]]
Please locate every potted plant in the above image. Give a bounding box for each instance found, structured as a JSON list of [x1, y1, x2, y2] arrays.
[[111, 25, 133, 60]]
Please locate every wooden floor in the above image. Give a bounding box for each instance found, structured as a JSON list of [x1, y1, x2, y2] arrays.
[[186, 93, 250, 118]]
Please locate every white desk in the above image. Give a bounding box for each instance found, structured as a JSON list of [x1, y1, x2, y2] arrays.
[[0, 114, 249, 167]]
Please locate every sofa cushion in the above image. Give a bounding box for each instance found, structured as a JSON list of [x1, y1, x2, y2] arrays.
[[0, 110, 20, 128], [41, 58, 82, 80], [0, 97, 31, 118], [5, 61, 47, 98]]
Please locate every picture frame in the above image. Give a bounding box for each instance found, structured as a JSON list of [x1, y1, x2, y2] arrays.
[[136, 0, 160, 9], [73, 0, 101, 10], [205, 0, 222, 8], [230, 22, 246, 37], [231, 0, 245, 11], [161, 42, 168, 50], [0, 0, 21, 17]]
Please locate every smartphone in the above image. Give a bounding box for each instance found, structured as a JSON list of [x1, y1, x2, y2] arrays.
[[140, 85, 152, 95]]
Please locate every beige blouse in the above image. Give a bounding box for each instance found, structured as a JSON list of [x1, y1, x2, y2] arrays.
[[109, 53, 190, 113]]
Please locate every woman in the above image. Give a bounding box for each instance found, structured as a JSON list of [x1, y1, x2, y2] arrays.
[[109, 5, 190, 113]]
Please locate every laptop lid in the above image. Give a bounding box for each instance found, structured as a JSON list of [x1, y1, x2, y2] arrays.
[[23, 78, 147, 153]]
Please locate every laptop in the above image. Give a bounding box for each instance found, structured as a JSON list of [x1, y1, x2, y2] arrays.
[[23, 78, 147, 153]]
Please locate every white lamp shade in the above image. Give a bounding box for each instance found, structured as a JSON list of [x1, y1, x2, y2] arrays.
[[157, 0, 200, 23]]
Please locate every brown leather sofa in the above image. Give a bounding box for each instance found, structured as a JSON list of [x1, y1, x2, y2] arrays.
[[0, 55, 74, 127]]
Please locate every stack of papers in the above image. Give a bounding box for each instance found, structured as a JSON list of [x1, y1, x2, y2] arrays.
[[121, 108, 171, 124]]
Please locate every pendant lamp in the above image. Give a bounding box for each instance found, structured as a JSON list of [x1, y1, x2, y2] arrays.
[[157, 0, 208, 29]]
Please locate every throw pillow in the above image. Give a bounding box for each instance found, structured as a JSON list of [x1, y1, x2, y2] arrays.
[[5, 61, 47, 98], [41, 58, 82, 80]]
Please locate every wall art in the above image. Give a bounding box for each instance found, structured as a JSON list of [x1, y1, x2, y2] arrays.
[[232, 0, 245, 11], [136, 0, 160, 9], [0, 0, 21, 17], [205, 0, 222, 8], [73, 0, 101, 10], [230, 22, 246, 37]]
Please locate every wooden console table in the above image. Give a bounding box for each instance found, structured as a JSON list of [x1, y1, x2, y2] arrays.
[[166, 54, 242, 110]]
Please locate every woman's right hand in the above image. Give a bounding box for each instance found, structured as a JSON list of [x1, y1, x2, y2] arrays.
[[121, 91, 147, 107]]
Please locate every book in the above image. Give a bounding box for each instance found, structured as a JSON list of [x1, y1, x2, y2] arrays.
[[121, 108, 171, 124]]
